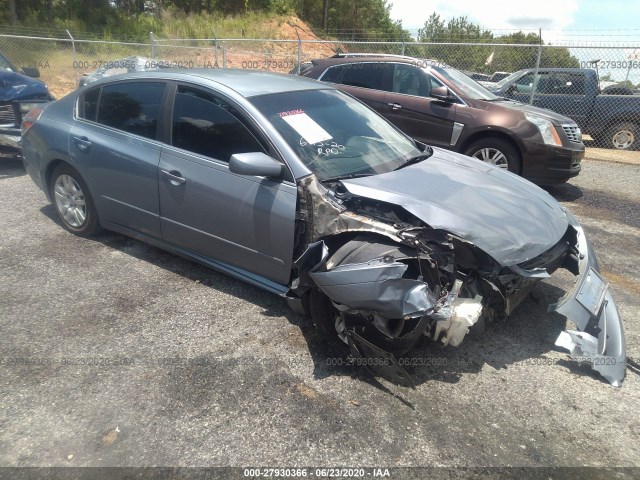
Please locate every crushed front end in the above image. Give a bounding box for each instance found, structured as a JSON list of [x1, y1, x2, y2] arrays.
[[551, 211, 626, 386], [290, 175, 626, 387]]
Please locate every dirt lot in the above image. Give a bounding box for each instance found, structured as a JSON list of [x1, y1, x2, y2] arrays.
[[0, 149, 639, 474]]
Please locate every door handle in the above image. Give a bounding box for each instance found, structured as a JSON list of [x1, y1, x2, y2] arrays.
[[388, 103, 402, 111], [161, 169, 186, 186], [72, 136, 92, 152]]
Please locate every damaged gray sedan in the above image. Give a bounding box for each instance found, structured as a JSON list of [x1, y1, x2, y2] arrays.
[[20, 70, 626, 386]]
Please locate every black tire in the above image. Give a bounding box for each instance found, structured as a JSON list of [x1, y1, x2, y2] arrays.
[[309, 287, 348, 350], [464, 138, 522, 174], [607, 122, 639, 150], [49, 163, 101, 237]]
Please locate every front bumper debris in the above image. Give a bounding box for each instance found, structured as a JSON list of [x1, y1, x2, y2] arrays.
[[551, 215, 626, 386]]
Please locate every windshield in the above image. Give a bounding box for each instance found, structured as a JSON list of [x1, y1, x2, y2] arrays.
[[432, 66, 499, 100], [250, 89, 422, 180], [0, 53, 14, 71], [495, 71, 524, 89]]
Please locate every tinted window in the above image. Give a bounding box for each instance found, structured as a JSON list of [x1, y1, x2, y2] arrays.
[[321, 63, 385, 90], [81, 88, 100, 122], [392, 64, 426, 96], [171, 86, 264, 162], [549, 72, 585, 95], [388, 64, 444, 97], [96, 82, 165, 139]]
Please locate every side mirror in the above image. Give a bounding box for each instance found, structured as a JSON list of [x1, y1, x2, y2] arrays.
[[431, 85, 454, 102], [22, 67, 40, 78], [229, 152, 284, 179]]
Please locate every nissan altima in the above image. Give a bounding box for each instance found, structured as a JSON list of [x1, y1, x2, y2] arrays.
[[20, 69, 626, 386]]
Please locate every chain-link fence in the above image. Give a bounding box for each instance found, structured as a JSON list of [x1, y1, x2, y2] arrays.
[[1, 30, 639, 150]]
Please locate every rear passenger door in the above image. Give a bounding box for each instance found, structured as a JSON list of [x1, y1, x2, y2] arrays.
[[319, 62, 389, 113], [383, 64, 456, 148], [71, 80, 167, 238], [157, 84, 297, 286]]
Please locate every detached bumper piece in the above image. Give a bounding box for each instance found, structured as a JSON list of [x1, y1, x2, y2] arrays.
[[551, 219, 626, 386]]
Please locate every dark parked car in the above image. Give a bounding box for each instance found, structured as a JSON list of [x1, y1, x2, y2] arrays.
[[21, 70, 625, 386], [300, 55, 584, 185], [488, 68, 640, 150], [0, 51, 53, 159]]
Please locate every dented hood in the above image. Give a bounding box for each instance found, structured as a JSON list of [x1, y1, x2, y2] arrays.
[[0, 70, 49, 102], [340, 147, 568, 266]]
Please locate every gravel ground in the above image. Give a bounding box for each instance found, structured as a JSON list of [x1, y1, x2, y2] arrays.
[[1, 154, 639, 472]]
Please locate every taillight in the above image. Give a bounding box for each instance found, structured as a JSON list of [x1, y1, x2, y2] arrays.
[[21, 106, 44, 135]]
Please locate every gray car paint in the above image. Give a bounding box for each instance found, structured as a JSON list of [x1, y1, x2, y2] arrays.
[[20, 69, 627, 385], [341, 147, 568, 266]]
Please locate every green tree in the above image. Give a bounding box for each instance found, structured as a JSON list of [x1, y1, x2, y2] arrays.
[[413, 12, 579, 73]]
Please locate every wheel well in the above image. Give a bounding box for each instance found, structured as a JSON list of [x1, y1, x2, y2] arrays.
[[459, 131, 523, 173], [44, 160, 66, 200], [592, 115, 639, 138], [319, 231, 399, 256], [606, 116, 639, 131]]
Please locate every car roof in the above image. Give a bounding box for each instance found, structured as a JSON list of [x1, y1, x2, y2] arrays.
[[83, 68, 327, 97]]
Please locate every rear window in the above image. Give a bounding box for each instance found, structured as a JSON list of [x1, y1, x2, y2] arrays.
[[80, 88, 100, 122], [321, 63, 385, 90], [94, 82, 165, 140]]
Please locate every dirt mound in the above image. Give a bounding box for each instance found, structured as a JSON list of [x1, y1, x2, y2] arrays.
[[266, 15, 339, 58]]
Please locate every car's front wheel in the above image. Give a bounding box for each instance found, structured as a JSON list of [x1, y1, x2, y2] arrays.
[[50, 163, 100, 236], [464, 138, 521, 174]]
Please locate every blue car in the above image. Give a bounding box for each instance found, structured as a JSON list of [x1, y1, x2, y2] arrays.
[[0, 51, 53, 159], [20, 69, 626, 386]]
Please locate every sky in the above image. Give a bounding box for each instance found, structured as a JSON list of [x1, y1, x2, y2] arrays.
[[389, 0, 640, 84], [389, 0, 640, 44]]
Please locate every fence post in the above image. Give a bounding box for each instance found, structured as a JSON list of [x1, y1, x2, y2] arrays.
[[150, 31, 155, 59], [222, 41, 226, 68], [213, 34, 218, 68], [530, 28, 542, 105], [401, 33, 405, 56], [293, 27, 302, 73], [66, 29, 76, 82]]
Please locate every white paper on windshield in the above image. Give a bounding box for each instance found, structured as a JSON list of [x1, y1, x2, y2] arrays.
[[279, 110, 332, 145]]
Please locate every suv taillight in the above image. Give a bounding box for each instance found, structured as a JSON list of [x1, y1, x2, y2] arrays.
[[21, 106, 44, 135]]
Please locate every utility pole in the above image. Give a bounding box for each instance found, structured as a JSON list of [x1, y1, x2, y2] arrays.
[[322, 0, 329, 32], [9, 0, 17, 26]]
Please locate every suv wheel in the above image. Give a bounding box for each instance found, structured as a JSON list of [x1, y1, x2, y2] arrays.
[[464, 138, 521, 174]]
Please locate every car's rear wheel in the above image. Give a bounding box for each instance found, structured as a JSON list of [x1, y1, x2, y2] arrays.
[[607, 122, 638, 150], [50, 164, 100, 236], [464, 138, 521, 174]]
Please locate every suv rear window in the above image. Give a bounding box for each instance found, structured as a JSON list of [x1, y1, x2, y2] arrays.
[[321, 63, 385, 90]]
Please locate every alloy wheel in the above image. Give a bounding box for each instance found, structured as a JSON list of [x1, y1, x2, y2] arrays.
[[471, 147, 509, 168], [54, 174, 87, 228]]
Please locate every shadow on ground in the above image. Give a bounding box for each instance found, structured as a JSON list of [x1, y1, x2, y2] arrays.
[[0, 158, 26, 180], [38, 203, 601, 398]]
